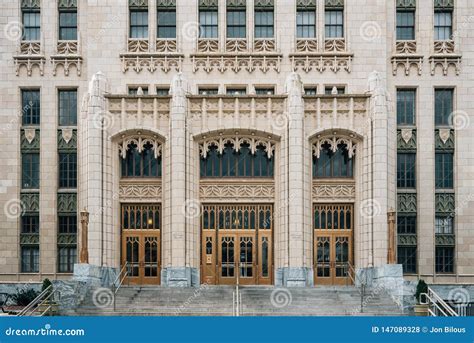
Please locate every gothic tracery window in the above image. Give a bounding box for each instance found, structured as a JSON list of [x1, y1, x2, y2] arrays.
[[121, 142, 162, 178], [313, 143, 354, 178]]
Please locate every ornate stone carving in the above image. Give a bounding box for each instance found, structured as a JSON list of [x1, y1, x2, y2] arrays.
[[20, 233, 40, 245], [434, 0, 454, 8], [192, 55, 281, 73], [57, 233, 77, 245], [325, 0, 344, 8], [21, 193, 40, 212], [226, 0, 246, 7], [291, 55, 352, 74], [156, 39, 177, 53], [254, 39, 276, 53], [391, 56, 423, 76], [435, 129, 454, 150], [324, 39, 346, 53], [21, 129, 40, 151], [297, 0, 316, 8], [51, 57, 82, 76], [296, 39, 318, 53], [14, 57, 45, 77], [128, 39, 149, 53], [226, 39, 248, 53], [397, 193, 417, 213], [20, 42, 41, 55], [434, 40, 455, 54], [200, 181, 275, 200], [119, 182, 162, 199], [198, 135, 276, 159], [429, 56, 461, 76], [157, 0, 176, 6], [312, 182, 355, 200], [58, 193, 77, 213], [58, 0, 77, 8], [118, 135, 163, 159], [121, 55, 182, 73], [197, 39, 219, 53], [254, 0, 274, 7], [396, 0, 416, 8], [312, 135, 357, 159], [435, 193, 455, 214], [21, 0, 40, 9], [435, 234, 455, 246], [57, 41, 79, 55], [397, 234, 417, 246], [397, 129, 417, 150], [199, 0, 218, 7], [129, 0, 148, 7], [58, 129, 77, 151], [396, 40, 417, 54]]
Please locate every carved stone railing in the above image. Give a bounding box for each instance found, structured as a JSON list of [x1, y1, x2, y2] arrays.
[[57, 40, 79, 55], [324, 38, 346, 53], [253, 39, 276, 53], [156, 39, 177, 53], [197, 39, 219, 53], [391, 40, 424, 76], [395, 40, 417, 54], [128, 39, 150, 53], [200, 179, 275, 202], [225, 39, 248, 53], [51, 39, 82, 76], [14, 41, 45, 76], [296, 39, 318, 53], [430, 40, 461, 76], [19, 41, 41, 55], [312, 179, 355, 201], [434, 40, 455, 54]]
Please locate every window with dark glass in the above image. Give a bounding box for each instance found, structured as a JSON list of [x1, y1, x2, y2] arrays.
[[397, 153, 416, 188], [255, 6, 274, 38], [156, 88, 169, 96], [434, 10, 452, 40], [297, 8, 316, 38], [199, 88, 219, 95], [157, 6, 176, 38], [325, 9, 343, 38], [22, 153, 39, 189], [227, 6, 246, 38], [128, 87, 149, 95], [435, 216, 453, 234], [226, 88, 246, 95], [58, 246, 76, 273], [59, 215, 77, 234], [435, 89, 453, 126], [130, 9, 148, 38], [435, 246, 454, 273], [59, 90, 77, 126], [59, 153, 77, 188], [200, 6, 218, 38], [121, 143, 162, 178], [325, 86, 345, 95], [200, 143, 274, 178], [397, 215, 416, 234], [21, 246, 39, 273], [22, 215, 39, 234], [313, 144, 354, 178], [304, 87, 317, 95], [397, 89, 416, 125], [21, 90, 40, 125], [255, 87, 275, 95], [57, 215, 77, 273], [435, 153, 453, 189], [397, 246, 417, 274], [22, 10, 40, 41], [59, 7, 77, 40], [396, 8, 415, 40]]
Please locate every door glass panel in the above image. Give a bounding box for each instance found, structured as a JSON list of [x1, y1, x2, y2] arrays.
[[126, 237, 139, 276], [221, 237, 235, 277], [262, 237, 269, 277], [316, 237, 330, 277], [144, 237, 158, 277], [240, 237, 253, 277]]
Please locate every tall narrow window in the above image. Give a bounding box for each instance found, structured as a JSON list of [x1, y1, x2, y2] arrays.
[[59, 153, 77, 188], [435, 216, 453, 234], [157, 3, 176, 38], [435, 246, 454, 273], [325, 4, 343, 38], [21, 90, 40, 125], [397, 153, 416, 188], [434, 10, 452, 40], [254, 2, 274, 38], [313, 144, 354, 178], [22, 6, 41, 41], [297, 3, 316, 38], [22, 153, 40, 189], [130, 7, 148, 39], [20, 214, 40, 273], [396, 5, 415, 40], [58, 215, 77, 273], [58, 2, 78, 40], [199, 2, 218, 38], [59, 90, 77, 126], [435, 153, 453, 189], [435, 89, 454, 126], [397, 89, 416, 125], [397, 247, 417, 274], [227, 3, 246, 38]]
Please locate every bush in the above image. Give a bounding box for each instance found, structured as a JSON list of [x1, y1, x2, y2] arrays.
[[42, 279, 52, 294], [11, 288, 39, 306], [415, 279, 428, 304]]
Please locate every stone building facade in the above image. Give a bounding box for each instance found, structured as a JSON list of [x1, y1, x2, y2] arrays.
[[0, 0, 473, 288]]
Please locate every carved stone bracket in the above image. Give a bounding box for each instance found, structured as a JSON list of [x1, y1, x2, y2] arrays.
[[51, 56, 82, 76], [391, 56, 423, 76], [200, 180, 274, 201], [291, 55, 352, 74], [312, 181, 355, 200], [312, 135, 358, 159], [198, 135, 276, 159], [192, 55, 281, 74], [118, 135, 163, 159], [429, 56, 461, 76], [120, 55, 182, 73]]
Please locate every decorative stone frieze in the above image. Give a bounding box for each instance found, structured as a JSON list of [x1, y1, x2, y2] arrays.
[[435, 129, 454, 150], [20, 233, 40, 245], [435, 234, 455, 246], [434, 40, 455, 54], [58, 193, 77, 213], [254, 0, 274, 8], [198, 135, 277, 159], [325, 0, 344, 8], [303, 95, 368, 126], [396, 0, 416, 8], [128, 39, 149, 53], [435, 193, 455, 214], [199, 0, 218, 7], [254, 39, 276, 53], [57, 233, 77, 245], [312, 181, 355, 200], [21, 193, 40, 212], [296, 39, 318, 53], [21, 129, 40, 151], [118, 135, 163, 159], [429, 56, 461, 76], [156, 39, 177, 53], [291, 55, 352, 73], [58, 129, 77, 151], [200, 180, 275, 201], [312, 135, 358, 159], [14, 42, 45, 77], [121, 55, 182, 73], [324, 38, 346, 53], [197, 39, 219, 53], [227, 0, 246, 7], [192, 55, 281, 73], [107, 95, 170, 123], [434, 0, 454, 8], [58, 0, 77, 8], [21, 0, 40, 8], [396, 41, 417, 54], [397, 129, 416, 151], [157, 0, 175, 7], [392, 41, 424, 76], [397, 234, 417, 246], [297, 0, 316, 8], [129, 0, 148, 8], [119, 181, 162, 200], [226, 39, 248, 53], [397, 193, 417, 213]]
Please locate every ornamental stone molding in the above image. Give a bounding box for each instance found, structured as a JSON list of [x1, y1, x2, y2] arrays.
[[121, 55, 182, 74], [58, 129, 77, 151], [58, 193, 77, 213], [254, 0, 274, 8], [396, 41, 417, 54], [397, 129, 416, 151], [227, 0, 246, 7], [119, 181, 162, 200], [254, 39, 276, 53], [434, 0, 454, 8], [397, 193, 417, 213], [192, 55, 281, 74], [20, 233, 40, 245], [312, 181, 355, 200], [199, 0, 218, 7], [324, 39, 346, 53], [107, 96, 170, 120], [397, 234, 417, 246], [129, 0, 148, 8], [312, 135, 358, 159], [396, 0, 416, 8], [21, 129, 40, 151], [21, 0, 40, 8], [118, 135, 163, 159], [434, 40, 455, 54], [325, 0, 344, 8], [200, 181, 275, 201], [57, 233, 77, 245], [435, 234, 455, 246], [198, 135, 276, 159], [156, 39, 177, 53], [21, 193, 40, 212], [14, 42, 45, 77], [435, 129, 454, 150], [296, 39, 319, 53], [435, 193, 455, 214], [429, 56, 461, 76], [157, 0, 176, 7], [197, 39, 219, 53], [297, 0, 316, 8], [58, 0, 77, 8]]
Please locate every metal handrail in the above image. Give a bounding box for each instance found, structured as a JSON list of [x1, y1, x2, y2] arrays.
[[421, 287, 459, 317], [112, 262, 129, 311], [17, 285, 60, 317], [345, 262, 366, 313]]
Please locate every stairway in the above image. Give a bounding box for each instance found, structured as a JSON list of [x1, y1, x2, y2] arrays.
[[71, 285, 404, 316]]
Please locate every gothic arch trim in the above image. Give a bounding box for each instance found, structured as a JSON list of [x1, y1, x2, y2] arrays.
[[111, 129, 166, 159], [308, 129, 363, 159]]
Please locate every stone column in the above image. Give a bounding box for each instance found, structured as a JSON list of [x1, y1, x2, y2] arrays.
[[162, 73, 195, 286], [278, 72, 311, 287]]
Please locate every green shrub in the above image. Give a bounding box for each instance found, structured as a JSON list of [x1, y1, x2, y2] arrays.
[[12, 288, 39, 306], [415, 279, 428, 303]]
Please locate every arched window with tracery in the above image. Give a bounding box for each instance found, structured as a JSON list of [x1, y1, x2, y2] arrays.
[[312, 138, 356, 178], [119, 137, 162, 178]]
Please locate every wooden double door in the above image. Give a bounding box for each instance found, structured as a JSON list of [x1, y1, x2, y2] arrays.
[[313, 204, 354, 285], [121, 204, 161, 285], [201, 204, 273, 285]]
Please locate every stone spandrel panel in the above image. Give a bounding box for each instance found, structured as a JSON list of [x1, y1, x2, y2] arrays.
[[435, 193, 455, 214], [58, 193, 77, 213], [58, 129, 77, 151], [397, 193, 417, 213], [397, 129, 416, 151], [20, 193, 40, 213], [21, 129, 40, 152]]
